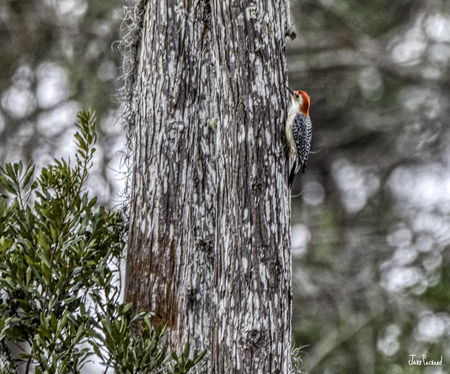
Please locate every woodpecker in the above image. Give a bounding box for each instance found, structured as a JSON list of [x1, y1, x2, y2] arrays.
[[286, 87, 312, 188]]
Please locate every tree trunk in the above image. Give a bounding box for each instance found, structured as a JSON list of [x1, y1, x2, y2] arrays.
[[211, 1, 292, 372], [124, 0, 216, 354], [124, 0, 292, 372]]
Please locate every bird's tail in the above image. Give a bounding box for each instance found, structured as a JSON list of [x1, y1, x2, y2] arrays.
[[288, 160, 297, 188], [301, 161, 307, 173]]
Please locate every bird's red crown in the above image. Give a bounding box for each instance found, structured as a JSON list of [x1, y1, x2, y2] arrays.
[[295, 90, 310, 116]]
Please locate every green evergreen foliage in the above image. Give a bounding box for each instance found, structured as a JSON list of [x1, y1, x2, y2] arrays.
[[0, 111, 205, 374]]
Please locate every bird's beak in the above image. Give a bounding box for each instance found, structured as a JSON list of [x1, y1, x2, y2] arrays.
[[286, 86, 294, 95]]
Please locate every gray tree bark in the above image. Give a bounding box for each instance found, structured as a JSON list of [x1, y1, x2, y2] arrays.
[[210, 2, 292, 372], [124, 0, 216, 354], [124, 0, 292, 372]]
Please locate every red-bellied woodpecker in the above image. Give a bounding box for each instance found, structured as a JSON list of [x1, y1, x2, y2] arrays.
[[286, 87, 312, 188]]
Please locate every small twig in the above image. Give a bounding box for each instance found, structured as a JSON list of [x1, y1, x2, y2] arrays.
[[25, 357, 32, 374], [291, 190, 304, 198]]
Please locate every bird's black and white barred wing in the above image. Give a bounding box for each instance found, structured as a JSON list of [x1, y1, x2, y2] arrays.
[[292, 112, 313, 173]]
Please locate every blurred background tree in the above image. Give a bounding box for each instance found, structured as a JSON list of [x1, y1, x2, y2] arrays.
[[2, 0, 450, 373], [0, 0, 125, 206], [288, 0, 450, 373]]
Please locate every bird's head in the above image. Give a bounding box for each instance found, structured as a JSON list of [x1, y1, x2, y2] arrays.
[[287, 87, 310, 116]]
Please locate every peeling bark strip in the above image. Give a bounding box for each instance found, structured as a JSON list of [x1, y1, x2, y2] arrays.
[[124, 0, 292, 372], [211, 0, 291, 373]]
